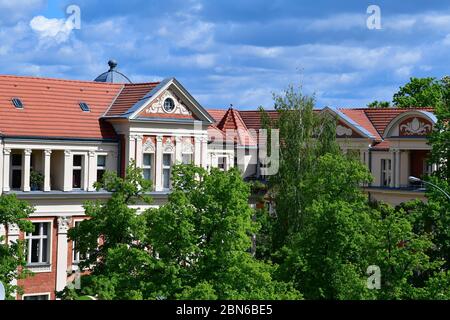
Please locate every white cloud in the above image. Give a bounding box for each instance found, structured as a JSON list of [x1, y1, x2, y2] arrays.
[[29, 15, 76, 44]]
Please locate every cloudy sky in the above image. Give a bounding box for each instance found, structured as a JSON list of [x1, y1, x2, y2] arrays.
[[0, 0, 449, 109]]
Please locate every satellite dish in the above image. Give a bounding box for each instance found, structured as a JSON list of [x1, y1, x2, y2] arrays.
[[0, 281, 5, 300]]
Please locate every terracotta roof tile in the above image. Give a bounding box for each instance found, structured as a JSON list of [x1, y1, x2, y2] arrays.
[[338, 108, 381, 140], [105, 82, 160, 116], [216, 108, 257, 146], [0, 75, 122, 139]]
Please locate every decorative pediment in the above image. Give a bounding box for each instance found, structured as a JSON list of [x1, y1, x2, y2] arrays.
[[399, 117, 432, 136], [143, 138, 155, 153], [163, 139, 175, 153], [336, 124, 353, 137], [145, 90, 192, 116], [182, 139, 194, 154]]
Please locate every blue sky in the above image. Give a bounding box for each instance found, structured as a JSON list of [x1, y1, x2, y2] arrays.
[[0, 0, 450, 109]]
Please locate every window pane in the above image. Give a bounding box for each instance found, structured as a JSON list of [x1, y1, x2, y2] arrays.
[[163, 169, 170, 189], [42, 238, 48, 263], [97, 170, 105, 182], [97, 155, 106, 167], [42, 223, 49, 236], [143, 154, 153, 166], [12, 154, 22, 166], [12, 169, 22, 189], [24, 295, 49, 300], [73, 155, 82, 167], [163, 154, 171, 167], [182, 154, 192, 165], [30, 239, 39, 263], [73, 169, 82, 188], [143, 169, 152, 181], [32, 223, 41, 236]]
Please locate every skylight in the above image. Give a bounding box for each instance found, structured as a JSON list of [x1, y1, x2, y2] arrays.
[[79, 102, 90, 112], [11, 98, 24, 109]]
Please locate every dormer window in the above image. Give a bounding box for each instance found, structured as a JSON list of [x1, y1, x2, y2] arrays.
[[12, 98, 24, 109], [163, 98, 175, 113], [79, 102, 90, 112]]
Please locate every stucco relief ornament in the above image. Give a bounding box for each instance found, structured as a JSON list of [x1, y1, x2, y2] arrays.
[[58, 216, 71, 234], [336, 125, 353, 137], [146, 91, 192, 116], [143, 139, 155, 153], [182, 140, 194, 154], [163, 139, 175, 153], [400, 118, 431, 135]]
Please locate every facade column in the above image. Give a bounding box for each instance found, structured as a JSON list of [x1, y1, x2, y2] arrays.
[[8, 223, 20, 297], [3, 148, 11, 192], [155, 136, 163, 191], [56, 217, 71, 293], [194, 137, 201, 166], [175, 136, 183, 164], [22, 149, 32, 192], [87, 151, 97, 191], [63, 150, 73, 192], [126, 135, 136, 167], [135, 135, 143, 168], [201, 136, 208, 168], [390, 149, 396, 188], [395, 150, 401, 188], [43, 149, 52, 192]]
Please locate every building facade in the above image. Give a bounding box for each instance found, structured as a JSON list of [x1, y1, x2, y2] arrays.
[[0, 72, 436, 300]]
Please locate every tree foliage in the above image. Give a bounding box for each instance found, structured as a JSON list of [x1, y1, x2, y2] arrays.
[[60, 164, 300, 300], [392, 77, 446, 108], [0, 194, 34, 298]]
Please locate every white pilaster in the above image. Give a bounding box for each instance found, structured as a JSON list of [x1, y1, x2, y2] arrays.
[[395, 150, 401, 188], [7, 223, 20, 297], [63, 150, 72, 192], [194, 137, 201, 166], [175, 136, 183, 164], [201, 136, 208, 168], [390, 150, 395, 188], [88, 151, 97, 191], [155, 136, 163, 191], [3, 148, 10, 192], [56, 216, 70, 292], [126, 135, 136, 167], [43, 149, 52, 192], [22, 149, 31, 192], [135, 135, 143, 168]]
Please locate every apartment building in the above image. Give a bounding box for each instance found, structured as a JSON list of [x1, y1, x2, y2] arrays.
[[0, 64, 435, 299]]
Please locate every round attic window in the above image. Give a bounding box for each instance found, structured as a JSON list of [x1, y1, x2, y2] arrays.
[[163, 98, 175, 113]]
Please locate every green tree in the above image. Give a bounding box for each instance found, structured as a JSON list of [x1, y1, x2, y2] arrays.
[[60, 164, 300, 300], [367, 100, 390, 108], [392, 77, 444, 108], [0, 194, 34, 298], [260, 85, 340, 251]]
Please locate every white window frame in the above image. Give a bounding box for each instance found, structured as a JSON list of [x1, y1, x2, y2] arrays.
[[217, 156, 228, 171], [72, 154, 84, 189], [181, 152, 193, 165], [96, 154, 107, 182], [381, 159, 392, 187], [72, 220, 89, 267], [10, 152, 23, 190], [22, 292, 51, 300], [25, 220, 53, 272], [162, 153, 172, 191], [143, 152, 155, 186]]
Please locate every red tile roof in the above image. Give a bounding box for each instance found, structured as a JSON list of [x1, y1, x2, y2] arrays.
[[239, 110, 279, 130], [339, 108, 381, 140], [0, 75, 122, 139], [217, 108, 257, 146], [207, 109, 227, 124], [105, 82, 160, 116]]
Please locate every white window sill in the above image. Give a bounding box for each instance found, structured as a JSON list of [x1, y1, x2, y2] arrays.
[[27, 264, 52, 273]]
